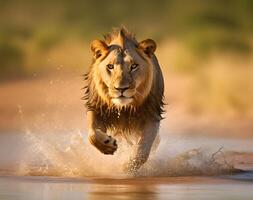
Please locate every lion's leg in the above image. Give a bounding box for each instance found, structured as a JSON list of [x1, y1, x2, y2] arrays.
[[151, 134, 160, 154], [124, 122, 159, 173], [87, 111, 117, 155]]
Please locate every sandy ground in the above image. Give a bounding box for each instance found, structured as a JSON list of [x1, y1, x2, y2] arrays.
[[0, 72, 252, 138]]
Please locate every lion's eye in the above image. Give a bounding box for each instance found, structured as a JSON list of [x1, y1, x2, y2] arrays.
[[131, 63, 139, 71], [107, 64, 114, 70]]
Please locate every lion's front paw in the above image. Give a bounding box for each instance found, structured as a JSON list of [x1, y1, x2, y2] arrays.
[[88, 130, 117, 155]]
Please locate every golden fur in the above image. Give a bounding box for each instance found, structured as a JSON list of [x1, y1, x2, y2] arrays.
[[84, 27, 165, 171], [84, 27, 164, 132]]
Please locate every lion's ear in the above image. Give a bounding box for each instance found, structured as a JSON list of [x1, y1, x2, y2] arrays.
[[138, 39, 156, 56], [90, 40, 108, 59]]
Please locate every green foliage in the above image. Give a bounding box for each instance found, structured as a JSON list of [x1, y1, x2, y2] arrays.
[[0, 33, 25, 79], [0, 0, 252, 76], [33, 27, 63, 51]]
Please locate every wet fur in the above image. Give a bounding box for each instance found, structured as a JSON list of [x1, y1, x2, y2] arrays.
[[84, 28, 165, 133], [83, 27, 165, 171]]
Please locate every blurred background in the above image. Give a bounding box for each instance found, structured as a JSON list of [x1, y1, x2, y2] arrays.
[[0, 0, 252, 138]]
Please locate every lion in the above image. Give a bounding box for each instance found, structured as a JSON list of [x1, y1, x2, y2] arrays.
[[84, 27, 165, 172]]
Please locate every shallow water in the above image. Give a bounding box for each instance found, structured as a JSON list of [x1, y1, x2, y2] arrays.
[[1, 131, 253, 177], [0, 131, 253, 199], [1, 173, 253, 200]]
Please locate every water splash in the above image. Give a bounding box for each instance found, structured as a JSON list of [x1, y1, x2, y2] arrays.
[[10, 130, 238, 178]]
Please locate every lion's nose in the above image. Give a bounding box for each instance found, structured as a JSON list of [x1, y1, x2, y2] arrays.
[[114, 86, 129, 93]]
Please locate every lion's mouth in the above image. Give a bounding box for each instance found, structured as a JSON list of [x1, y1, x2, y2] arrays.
[[114, 94, 133, 99], [119, 94, 131, 98], [111, 96, 133, 105]]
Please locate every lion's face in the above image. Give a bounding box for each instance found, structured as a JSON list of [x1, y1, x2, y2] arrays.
[[90, 31, 156, 108]]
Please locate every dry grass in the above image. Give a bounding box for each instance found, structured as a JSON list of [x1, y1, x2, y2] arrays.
[[157, 40, 253, 118]]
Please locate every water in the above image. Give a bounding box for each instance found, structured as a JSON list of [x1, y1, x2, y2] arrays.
[[0, 174, 253, 200], [1, 131, 252, 177], [0, 131, 253, 199]]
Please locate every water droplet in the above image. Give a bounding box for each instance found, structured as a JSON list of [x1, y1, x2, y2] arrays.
[[117, 110, 121, 118]]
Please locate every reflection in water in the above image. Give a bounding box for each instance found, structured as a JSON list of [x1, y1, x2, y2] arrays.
[[0, 176, 253, 200], [88, 184, 158, 200]]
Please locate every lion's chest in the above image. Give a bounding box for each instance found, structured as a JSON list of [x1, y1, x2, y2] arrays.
[[104, 112, 142, 144], [100, 110, 144, 134]]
